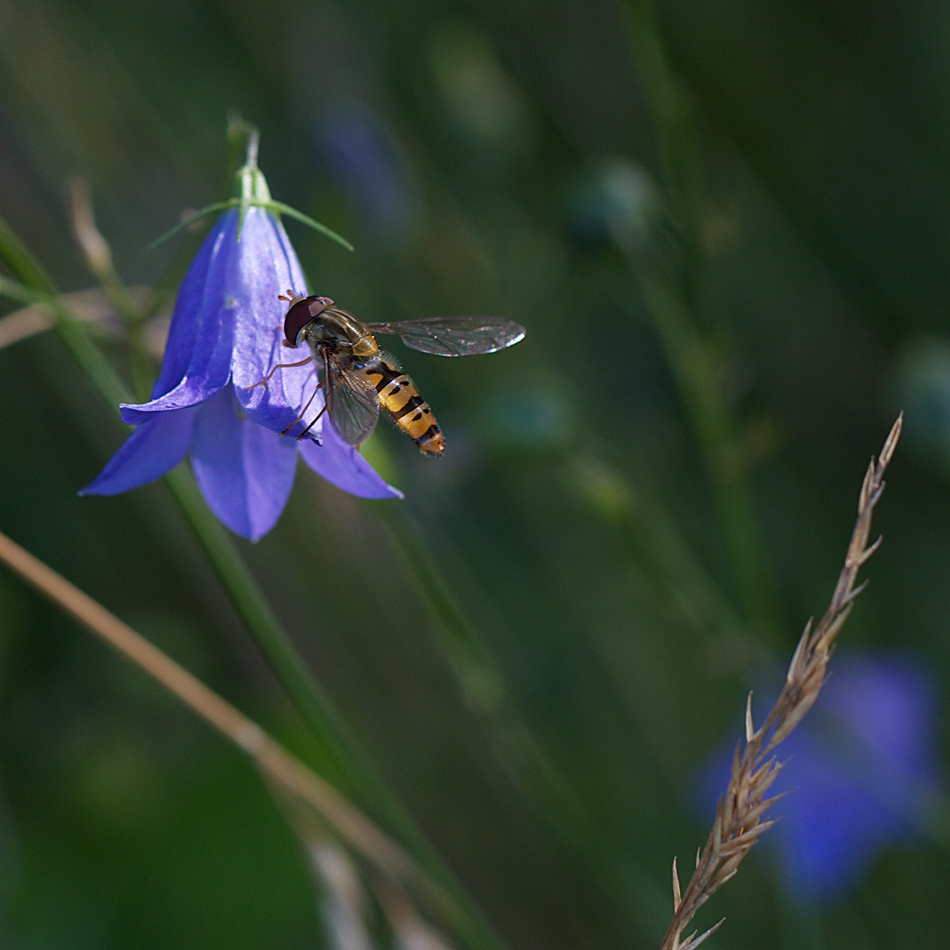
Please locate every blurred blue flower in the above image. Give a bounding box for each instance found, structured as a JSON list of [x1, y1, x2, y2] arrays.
[[82, 205, 400, 541], [315, 102, 419, 241], [696, 653, 941, 903]]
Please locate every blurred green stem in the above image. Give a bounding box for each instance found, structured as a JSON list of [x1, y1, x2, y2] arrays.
[[377, 504, 670, 927], [623, 0, 780, 634], [569, 454, 744, 643], [624, 0, 705, 300], [0, 217, 56, 291], [0, 215, 505, 950], [637, 270, 776, 631], [159, 470, 504, 950], [379, 506, 592, 829]]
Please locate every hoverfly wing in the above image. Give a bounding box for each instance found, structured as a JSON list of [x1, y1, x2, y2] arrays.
[[324, 353, 380, 446], [366, 316, 526, 357]]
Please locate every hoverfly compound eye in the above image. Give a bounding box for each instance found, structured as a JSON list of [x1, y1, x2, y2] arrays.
[[282, 295, 335, 346]]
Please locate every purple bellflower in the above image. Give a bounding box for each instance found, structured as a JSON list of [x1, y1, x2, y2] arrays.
[[82, 165, 401, 540], [696, 652, 941, 903]]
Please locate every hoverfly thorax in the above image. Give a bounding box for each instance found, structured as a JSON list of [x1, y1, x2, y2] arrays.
[[283, 295, 380, 359], [314, 308, 379, 359]]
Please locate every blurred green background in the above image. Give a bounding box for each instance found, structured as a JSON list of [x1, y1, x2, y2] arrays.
[[1, 0, 949, 947]]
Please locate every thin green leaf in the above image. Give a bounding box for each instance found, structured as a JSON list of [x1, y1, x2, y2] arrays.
[[267, 200, 355, 252]]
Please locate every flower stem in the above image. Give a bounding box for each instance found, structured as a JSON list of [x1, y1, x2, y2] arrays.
[[0, 215, 58, 294], [164, 489, 507, 950], [165, 493, 505, 950]]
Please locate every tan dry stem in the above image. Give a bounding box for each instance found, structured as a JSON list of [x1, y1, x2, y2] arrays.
[[0, 286, 158, 351], [67, 177, 115, 276], [658, 415, 902, 950], [0, 528, 420, 892]]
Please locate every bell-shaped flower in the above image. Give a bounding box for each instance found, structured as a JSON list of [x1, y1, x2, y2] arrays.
[[82, 168, 401, 540], [695, 652, 942, 902]]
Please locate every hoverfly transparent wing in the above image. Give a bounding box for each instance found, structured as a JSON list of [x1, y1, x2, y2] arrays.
[[324, 351, 380, 446], [365, 316, 526, 357]]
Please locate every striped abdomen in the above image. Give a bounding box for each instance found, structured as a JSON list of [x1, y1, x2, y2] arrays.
[[363, 354, 445, 455]]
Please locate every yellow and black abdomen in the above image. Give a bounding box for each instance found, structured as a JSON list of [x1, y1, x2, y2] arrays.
[[363, 353, 445, 455]]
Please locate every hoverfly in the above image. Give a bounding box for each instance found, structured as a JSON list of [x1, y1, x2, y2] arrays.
[[250, 294, 525, 455]]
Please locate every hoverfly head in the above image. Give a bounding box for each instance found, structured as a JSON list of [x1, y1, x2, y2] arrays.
[[281, 294, 334, 348]]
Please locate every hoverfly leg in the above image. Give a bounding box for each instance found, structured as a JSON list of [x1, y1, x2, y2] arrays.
[[279, 379, 325, 436], [245, 355, 314, 390], [296, 403, 328, 441]]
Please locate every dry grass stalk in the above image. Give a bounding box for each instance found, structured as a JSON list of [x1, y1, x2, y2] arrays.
[[0, 527, 478, 948], [0, 527, 420, 891], [0, 286, 161, 352], [658, 415, 903, 950]]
